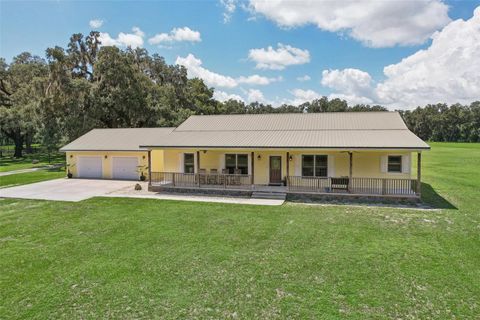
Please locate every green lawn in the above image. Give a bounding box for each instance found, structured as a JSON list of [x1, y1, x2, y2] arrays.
[[0, 152, 64, 172], [1, 142, 479, 319], [0, 167, 66, 188]]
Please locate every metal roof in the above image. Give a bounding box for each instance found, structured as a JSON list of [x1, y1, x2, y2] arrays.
[[60, 128, 175, 152], [175, 112, 408, 131], [60, 113, 430, 151], [144, 112, 430, 150]]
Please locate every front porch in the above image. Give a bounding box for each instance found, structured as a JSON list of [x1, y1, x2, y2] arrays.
[[147, 148, 423, 199], [149, 172, 420, 198]]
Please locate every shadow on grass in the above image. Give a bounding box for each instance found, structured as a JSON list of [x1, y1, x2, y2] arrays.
[[421, 182, 457, 209]]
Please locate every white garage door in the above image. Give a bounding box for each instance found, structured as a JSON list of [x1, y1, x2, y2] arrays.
[[77, 156, 103, 179], [112, 157, 139, 180]]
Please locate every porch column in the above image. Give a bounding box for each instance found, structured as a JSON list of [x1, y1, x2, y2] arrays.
[[417, 152, 422, 196], [196, 150, 200, 172], [286, 152, 290, 186], [148, 150, 152, 187], [348, 152, 353, 192], [251, 151, 254, 185]]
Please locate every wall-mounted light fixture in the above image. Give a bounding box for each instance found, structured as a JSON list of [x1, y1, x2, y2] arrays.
[[104, 155, 108, 159], [257, 155, 262, 160], [70, 155, 73, 158], [289, 155, 293, 161], [142, 155, 146, 159], [202, 150, 207, 154]]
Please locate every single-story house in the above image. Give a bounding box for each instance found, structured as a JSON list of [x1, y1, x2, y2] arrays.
[[60, 112, 430, 199]]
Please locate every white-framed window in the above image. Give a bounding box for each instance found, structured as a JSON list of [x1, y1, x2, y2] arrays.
[[302, 155, 328, 177], [184, 153, 195, 173], [387, 155, 402, 173], [225, 154, 248, 174]]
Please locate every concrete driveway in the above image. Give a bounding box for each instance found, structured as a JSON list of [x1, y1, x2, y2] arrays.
[[0, 179, 136, 202]]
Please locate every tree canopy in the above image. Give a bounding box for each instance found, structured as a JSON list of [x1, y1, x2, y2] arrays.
[[1, 32, 479, 157]]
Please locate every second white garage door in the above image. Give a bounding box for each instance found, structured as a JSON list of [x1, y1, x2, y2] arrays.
[[112, 157, 139, 180]]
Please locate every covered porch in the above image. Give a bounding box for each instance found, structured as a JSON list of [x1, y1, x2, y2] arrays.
[[147, 148, 423, 198]]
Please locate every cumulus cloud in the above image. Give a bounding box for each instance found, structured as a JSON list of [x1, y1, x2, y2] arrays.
[[89, 19, 103, 29], [376, 7, 480, 107], [297, 75, 311, 82], [248, 43, 310, 70], [288, 89, 322, 105], [148, 27, 201, 45], [249, 0, 451, 47], [176, 54, 237, 88], [320, 8, 480, 108], [99, 26, 144, 48], [176, 53, 282, 88], [247, 89, 267, 103], [213, 90, 244, 102], [321, 68, 374, 104]]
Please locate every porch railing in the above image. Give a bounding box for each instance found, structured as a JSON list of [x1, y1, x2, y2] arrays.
[[151, 172, 253, 190], [287, 176, 418, 196]]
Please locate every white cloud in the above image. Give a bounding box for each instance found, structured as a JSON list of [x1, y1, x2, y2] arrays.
[[320, 8, 480, 108], [288, 89, 322, 105], [148, 27, 201, 45], [99, 26, 144, 48], [221, 0, 237, 23], [175, 53, 283, 88], [321, 68, 374, 104], [176, 54, 237, 88], [376, 7, 480, 107], [237, 75, 282, 85], [249, 0, 451, 47], [297, 75, 311, 82], [248, 43, 310, 70], [89, 19, 103, 29], [213, 90, 244, 102], [247, 89, 267, 103]]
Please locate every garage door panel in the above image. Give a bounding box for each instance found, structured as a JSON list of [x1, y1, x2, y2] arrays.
[[112, 157, 139, 180], [77, 157, 103, 179]]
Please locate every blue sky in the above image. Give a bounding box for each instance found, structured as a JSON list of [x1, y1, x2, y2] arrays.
[[1, 0, 479, 109]]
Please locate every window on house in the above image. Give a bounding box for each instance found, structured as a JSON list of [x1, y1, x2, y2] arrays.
[[225, 154, 248, 174], [302, 155, 328, 177], [388, 156, 402, 173], [184, 153, 195, 173]]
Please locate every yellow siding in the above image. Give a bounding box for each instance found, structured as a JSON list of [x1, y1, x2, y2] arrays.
[[151, 148, 413, 184], [66, 151, 150, 179]]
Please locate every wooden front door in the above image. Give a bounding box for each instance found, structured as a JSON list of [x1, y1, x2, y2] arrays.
[[269, 156, 282, 184]]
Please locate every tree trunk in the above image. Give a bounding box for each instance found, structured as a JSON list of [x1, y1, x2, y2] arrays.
[[25, 133, 33, 154], [13, 132, 24, 158]]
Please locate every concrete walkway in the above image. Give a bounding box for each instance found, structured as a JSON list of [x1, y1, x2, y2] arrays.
[[103, 193, 284, 206], [106, 182, 284, 206]]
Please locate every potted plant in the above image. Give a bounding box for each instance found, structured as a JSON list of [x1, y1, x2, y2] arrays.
[[66, 163, 76, 179], [136, 165, 148, 181]]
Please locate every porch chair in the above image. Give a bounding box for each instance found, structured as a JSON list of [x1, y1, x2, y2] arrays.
[[208, 169, 218, 184], [198, 169, 207, 185], [233, 169, 242, 185]]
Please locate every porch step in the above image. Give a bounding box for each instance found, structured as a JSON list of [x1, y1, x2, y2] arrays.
[[251, 191, 287, 200]]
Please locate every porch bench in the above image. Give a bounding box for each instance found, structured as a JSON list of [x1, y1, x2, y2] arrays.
[[331, 177, 349, 192]]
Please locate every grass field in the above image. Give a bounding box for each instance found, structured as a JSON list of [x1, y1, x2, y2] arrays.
[[0, 167, 66, 188], [0, 152, 64, 172], [0, 142, 479, 319]]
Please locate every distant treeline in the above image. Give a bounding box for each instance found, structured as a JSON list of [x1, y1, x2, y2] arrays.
[[1, 31, 479, 158]]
